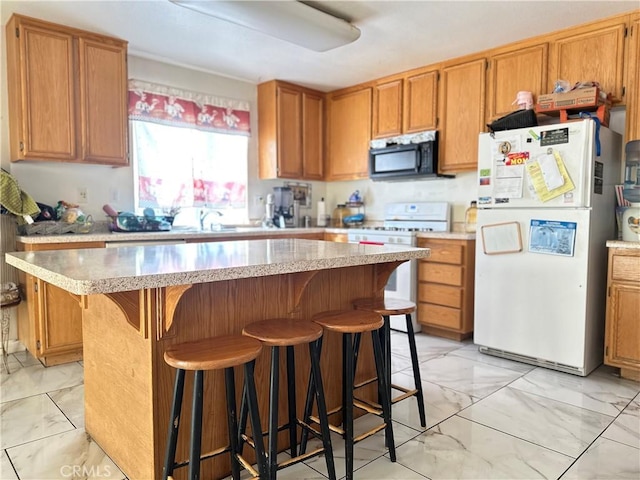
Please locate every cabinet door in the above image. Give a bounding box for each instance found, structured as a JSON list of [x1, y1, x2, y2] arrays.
[[326, 87, 372, 180], [38, 280, 83, 355], [439, 58, 486, 173], [404, 69, 438, 133], [549, 21, 626, 103], [11, 21, 77, 161], [487, 43, 548, 121], [372, 78, 403, 138], [302, 91, 324, 180], [625, 15, 640, 142], [276, 85, 303, 178], [605, 283, 640, 370], [79, 38, 128, 165]]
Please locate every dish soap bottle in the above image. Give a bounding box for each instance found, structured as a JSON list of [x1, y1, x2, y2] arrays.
[[465, 201, 478, 233]]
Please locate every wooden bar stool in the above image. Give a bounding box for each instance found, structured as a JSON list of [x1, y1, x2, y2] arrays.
[[241, 318, 336, 480], [353, 297, 426, 428], [162, 335, 267, 480], [302, 309, 395, 480]]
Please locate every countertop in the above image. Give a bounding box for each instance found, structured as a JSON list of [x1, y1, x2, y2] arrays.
[[15, 226, 474, 244], [16, 226, 326, 244], [606, 240, 640, 249], [5, 238, 430, 295]]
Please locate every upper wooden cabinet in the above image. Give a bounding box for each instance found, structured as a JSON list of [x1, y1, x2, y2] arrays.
[[439, 57, 486, 173], [486, 43, 548, 122], [548, 17, 627, 103], [6, 14, 128, 165], [258, 80, 324, 180], [372, 77, 403, 138], [372, 67, 438, 139], [325, 86, 372, 181], [625, 14, 640, 142]]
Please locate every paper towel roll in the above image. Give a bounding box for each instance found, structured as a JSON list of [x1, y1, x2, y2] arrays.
[[317, 198, 326, 226]]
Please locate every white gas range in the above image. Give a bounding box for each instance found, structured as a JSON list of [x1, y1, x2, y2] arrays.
[[347, 202, 450, 333]]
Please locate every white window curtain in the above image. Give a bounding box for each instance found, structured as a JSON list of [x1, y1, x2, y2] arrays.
[[128, 79, 250, 215]]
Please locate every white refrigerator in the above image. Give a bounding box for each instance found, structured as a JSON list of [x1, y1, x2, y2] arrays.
[[474, 119, 622, 376]]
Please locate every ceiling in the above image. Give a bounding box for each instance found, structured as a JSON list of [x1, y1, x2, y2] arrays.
[[1, 1, 637, 92]]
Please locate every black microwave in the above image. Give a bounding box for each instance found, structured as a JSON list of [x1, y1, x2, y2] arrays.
[[369, 135, 439, 181]]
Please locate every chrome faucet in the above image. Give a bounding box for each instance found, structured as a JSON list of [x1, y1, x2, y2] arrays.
[[199, 209, 223, 230]]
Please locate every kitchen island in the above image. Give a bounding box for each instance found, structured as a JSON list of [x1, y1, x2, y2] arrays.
[[5, 238, 429, 480]]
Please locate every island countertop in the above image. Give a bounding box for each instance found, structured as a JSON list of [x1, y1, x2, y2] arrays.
[[5, 238, 429, 295]]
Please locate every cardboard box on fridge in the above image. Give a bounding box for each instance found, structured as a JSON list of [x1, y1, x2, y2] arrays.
[[535, 87, 609, 112]]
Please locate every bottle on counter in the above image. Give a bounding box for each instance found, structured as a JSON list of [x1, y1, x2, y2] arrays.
[[465, 201, 478, 233], [332, 204, 349, 227]]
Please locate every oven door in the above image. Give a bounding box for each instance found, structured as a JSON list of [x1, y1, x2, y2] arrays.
[[347, 232, 420, 333]]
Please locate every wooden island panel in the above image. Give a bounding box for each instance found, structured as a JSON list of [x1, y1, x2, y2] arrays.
[[83, 263, 391, 480]]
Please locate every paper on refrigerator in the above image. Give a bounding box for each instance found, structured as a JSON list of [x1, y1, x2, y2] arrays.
[[525, 151, 575, 202], [491, 136, 525, 199]]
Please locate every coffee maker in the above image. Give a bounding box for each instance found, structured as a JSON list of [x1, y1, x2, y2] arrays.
[[273, 186, 295, 228]]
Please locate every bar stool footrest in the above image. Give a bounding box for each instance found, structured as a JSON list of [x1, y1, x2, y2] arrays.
[[236, 455, 260, 478], [353, 423, 387, 444], [353, 397, 383, 416], [279, 447, 327, 470], [354, 376, 378, 390], [390, 384, 419, 404], [171, 443, 232, 470]]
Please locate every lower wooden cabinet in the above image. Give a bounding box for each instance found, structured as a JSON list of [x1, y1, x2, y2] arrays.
[[324, 232, 348, 242], [16, 240, 105, 365], [417, 237, 475, 340], [604, 246, 640, 381]]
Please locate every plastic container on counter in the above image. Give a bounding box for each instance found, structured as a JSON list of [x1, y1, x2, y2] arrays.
[[332, 204, 349, 227]]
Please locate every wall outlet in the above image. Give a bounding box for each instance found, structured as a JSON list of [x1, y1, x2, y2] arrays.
[[77, 187, 88, 204], [253, 194, 264, 206]]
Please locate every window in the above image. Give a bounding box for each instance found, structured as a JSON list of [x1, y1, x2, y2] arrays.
[[128, 80, 251, 224]]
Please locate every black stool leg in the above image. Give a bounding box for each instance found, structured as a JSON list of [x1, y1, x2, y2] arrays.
[[299, 336, 324, 454], [383, 316, 392, 407], [267, 346, 280, 480], [188, 370, 204, 480], [163, 368, 185, 480], [286, 345, 297, 458], [372, 331, 396, 462], [244, 360, 268, 479], [224, 367, 241, 480], [405, 313, 426, 427], [344, 332, 355, 480], [309, 339, 337, 480]]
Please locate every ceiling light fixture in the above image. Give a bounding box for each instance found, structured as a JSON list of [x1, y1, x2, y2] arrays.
[[169, 0, 361, 52]]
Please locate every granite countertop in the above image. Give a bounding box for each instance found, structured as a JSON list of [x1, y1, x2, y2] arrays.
[[16, 226, 475, 244], [5, 238, 430, 295], [606, 240, 640, 249], [16, 226, 326, 244], [416, 231, 476, 240]]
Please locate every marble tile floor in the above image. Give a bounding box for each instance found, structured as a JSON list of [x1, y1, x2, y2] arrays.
[[1, 333, 639, 480]]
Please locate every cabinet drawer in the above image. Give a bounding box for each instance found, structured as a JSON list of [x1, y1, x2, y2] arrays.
[[419, 283, 462, 308], [421, 243, 463, 264], [418, 303, 461, 330], [611, 254, 640, 283], [419, 262, 463, 286]]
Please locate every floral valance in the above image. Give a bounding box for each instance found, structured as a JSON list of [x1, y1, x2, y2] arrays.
[[128, 79, 251, 136]]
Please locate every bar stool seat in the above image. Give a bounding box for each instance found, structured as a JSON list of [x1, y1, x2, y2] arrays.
[[163, 335, 267, 480], [303, 309, 395, 480], [353, 297, 426, 428], [241, 318, 336, 480]]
